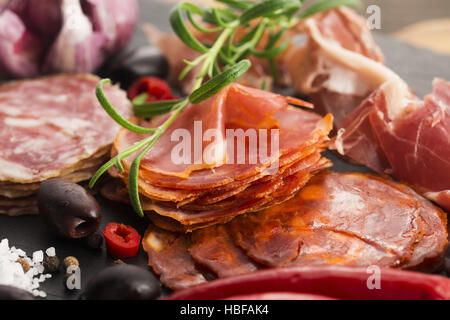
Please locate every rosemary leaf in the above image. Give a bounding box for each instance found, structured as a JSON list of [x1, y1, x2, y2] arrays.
[[189, 59, 251, 104], [251, 38, 289, 58], [128, 141, 155, 217], [300, 0, 361, 18], [216, 0, 253, 11], [239, 0, 302, 24], [134, 99, 184, 118], [170, 2, 209, 53], [96, 79, 157, 134]]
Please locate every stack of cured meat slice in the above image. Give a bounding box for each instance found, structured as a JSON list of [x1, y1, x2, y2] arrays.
[[0, 74, 132, 216], [142, 171, 448, 291], [102, 83, 333, 232]]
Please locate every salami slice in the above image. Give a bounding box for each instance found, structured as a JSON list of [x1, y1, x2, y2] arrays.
[[0, 74, 132, 215]]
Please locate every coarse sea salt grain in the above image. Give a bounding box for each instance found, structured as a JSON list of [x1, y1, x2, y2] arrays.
[[32, 250, 44, 263], [46, 247, 56, 257], [0, 239, 54, 298]]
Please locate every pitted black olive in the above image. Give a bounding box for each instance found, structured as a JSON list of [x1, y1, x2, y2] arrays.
[[37, 178, 101, 239], [79, 265, 161, 300], [99, 46, 169, 89], [0, 285, 35, 300]]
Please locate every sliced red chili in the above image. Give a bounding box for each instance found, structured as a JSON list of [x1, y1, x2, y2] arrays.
[[128, 77, 176, 102], [103, 223, 141, 259]]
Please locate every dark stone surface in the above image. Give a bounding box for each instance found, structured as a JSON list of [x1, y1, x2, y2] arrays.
[[0, 0, 449, 300]]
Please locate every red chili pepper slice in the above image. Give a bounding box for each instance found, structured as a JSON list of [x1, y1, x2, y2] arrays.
[[103, 223, 141, 259], [128, 77, 176, 102]]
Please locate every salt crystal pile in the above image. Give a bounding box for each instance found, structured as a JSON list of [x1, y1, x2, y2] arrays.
[[0, 239, 53, 298]]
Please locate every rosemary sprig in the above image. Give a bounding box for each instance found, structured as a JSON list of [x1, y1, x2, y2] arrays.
[[90, 0, 360, 217]]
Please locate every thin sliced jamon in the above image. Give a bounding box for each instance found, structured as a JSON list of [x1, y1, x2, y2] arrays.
[[114, 83, 330, 185], [284, 7, 396, 124], [142, 224, 207, 291], [110, 83, 332, 231], [0, 74, 132, 183], [332, 78, 450, 212], [230, 171, 447, 270]]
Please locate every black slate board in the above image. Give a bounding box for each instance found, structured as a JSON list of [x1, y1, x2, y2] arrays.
[[0, 0, 449, 300]]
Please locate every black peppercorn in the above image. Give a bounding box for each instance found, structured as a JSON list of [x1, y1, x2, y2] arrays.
[[43, 256, 60, 273], [85, 232, 104, 250]]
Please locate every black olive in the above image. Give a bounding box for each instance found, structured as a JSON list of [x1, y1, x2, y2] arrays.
[[0, 285, 35, 300], [79, 265, 161, 300], [99, 46, 170, 89], [37, 178, 102, 239]]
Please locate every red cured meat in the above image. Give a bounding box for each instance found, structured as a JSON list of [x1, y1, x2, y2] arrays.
[[333, 78, 450, 212], [109, 83, 332, 231], [142, 224, 207, 291], [142, 172, 447, 291], [189, 224, 260, 278], [284, 8, 396, 125], [115, 83, 325, 182]]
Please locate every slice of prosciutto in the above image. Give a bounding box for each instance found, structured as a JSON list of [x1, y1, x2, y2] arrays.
[[284, 7, 397, 124], [332, 78, 450, 212]]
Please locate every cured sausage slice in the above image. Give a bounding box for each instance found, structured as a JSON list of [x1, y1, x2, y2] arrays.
[[143, 173, 447, 290], [142, 224, 207, 291], [230, 172, 447, 269], [0, 74, 132, 215], [0, 74, 132, 183], [189, 225, 259, 278]]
